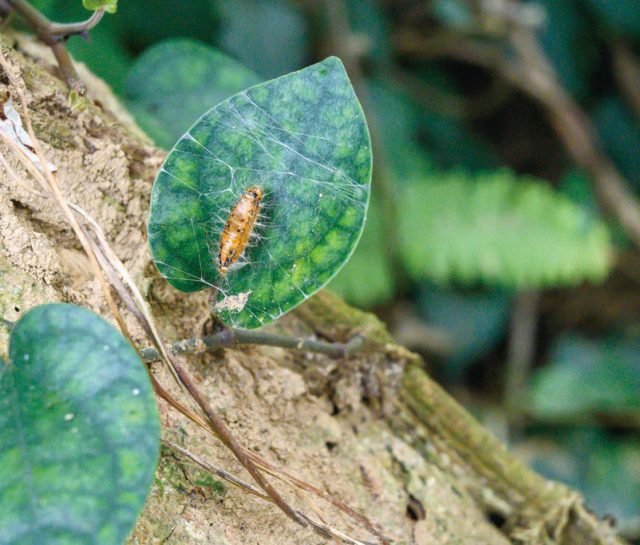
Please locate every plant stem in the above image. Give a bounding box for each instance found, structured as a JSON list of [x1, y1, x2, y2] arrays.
[[140, 329, 364, 363], [48, 9, 104, 37], [504, 290, 539, 436], [6, 0, 105, 93]]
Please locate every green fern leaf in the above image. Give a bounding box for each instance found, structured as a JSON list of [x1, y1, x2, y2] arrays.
[[398, 170, 612, 288]]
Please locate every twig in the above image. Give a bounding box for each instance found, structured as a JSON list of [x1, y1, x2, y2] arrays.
[[149, 372, 389, 544], [0, 48, 304, 530], [6, 0, 105, 94], [48, 10, 104, 37], [504, 290, 539, 436], [164, 440, 377, 545], [140, 330, 365, 363]]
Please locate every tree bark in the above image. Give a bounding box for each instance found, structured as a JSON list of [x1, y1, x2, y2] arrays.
[[0, 34, 626, 545]]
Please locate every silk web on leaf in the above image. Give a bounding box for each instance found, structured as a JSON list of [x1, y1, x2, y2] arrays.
[[148, 57, 372, 328]]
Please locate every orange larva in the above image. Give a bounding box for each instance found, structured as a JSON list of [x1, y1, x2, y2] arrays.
[[218, 185, 264, 275]]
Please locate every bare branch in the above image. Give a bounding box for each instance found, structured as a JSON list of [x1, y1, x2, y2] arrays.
[[6, 0, 105, 94], [139, 329, 365, 363]]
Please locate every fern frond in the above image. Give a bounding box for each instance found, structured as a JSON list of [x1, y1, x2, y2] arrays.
[[398, 170, 612, 288]]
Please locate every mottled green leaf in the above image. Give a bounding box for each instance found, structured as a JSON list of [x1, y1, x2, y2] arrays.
[[0, 304, 160, 545], [329, 197, 394, 308], [125, 39, 261, 149], [148, 57, 372, 328], [83, 0, 117, 13], [398, 170, 612, 288], [529, 334, 640, 418]]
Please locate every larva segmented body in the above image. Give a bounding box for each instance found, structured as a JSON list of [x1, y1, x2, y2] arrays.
[[218, 185, 264, 275]]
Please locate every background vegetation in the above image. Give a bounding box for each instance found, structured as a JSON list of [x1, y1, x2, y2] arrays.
[[27, 0, 640, 540]]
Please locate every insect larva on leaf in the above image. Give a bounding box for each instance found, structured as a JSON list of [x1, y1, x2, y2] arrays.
[[218, 185, 264, 276]]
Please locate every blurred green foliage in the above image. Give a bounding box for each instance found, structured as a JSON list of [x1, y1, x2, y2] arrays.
[[125, 39, 260, 149], [527, 428, 640, 535], [397, 170, 611, 288], [21, 0, 640, 536], [419, 286, 512, 380], [529, 334, 640, 418]]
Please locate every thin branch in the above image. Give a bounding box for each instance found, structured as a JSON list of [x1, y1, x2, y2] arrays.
[[164, 440, 377, 545], [0, 47, 128, 355], [171, 357, 308, 526], [8, 0, 104, 41], [49, 42, 83, 94], [6, 0, 105, 94], [48, 9, 104, 38], [140, 330, 365, 363], [164, 439, 270, 500]]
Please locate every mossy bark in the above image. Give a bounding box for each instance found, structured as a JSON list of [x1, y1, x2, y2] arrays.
[[0, 34, 626, 545]]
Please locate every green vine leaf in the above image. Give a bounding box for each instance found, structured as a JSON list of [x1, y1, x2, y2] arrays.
[[125, 39, 261, 149], [398, 170, 612, 288], [148, 57, 372, 328], [0, 304, 160, 545], [329, 196, 394, 307], [83, 0, 118, 13]]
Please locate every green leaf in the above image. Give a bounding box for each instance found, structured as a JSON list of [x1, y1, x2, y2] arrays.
[[83, 0, 117, 14], [148, 57, 372, 328], [125, 39, 261, 149], [0, 304, 160, 545], [329, 196, 394, 307], [529, 334, 640, 418], [397, 170, 612, 288]]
